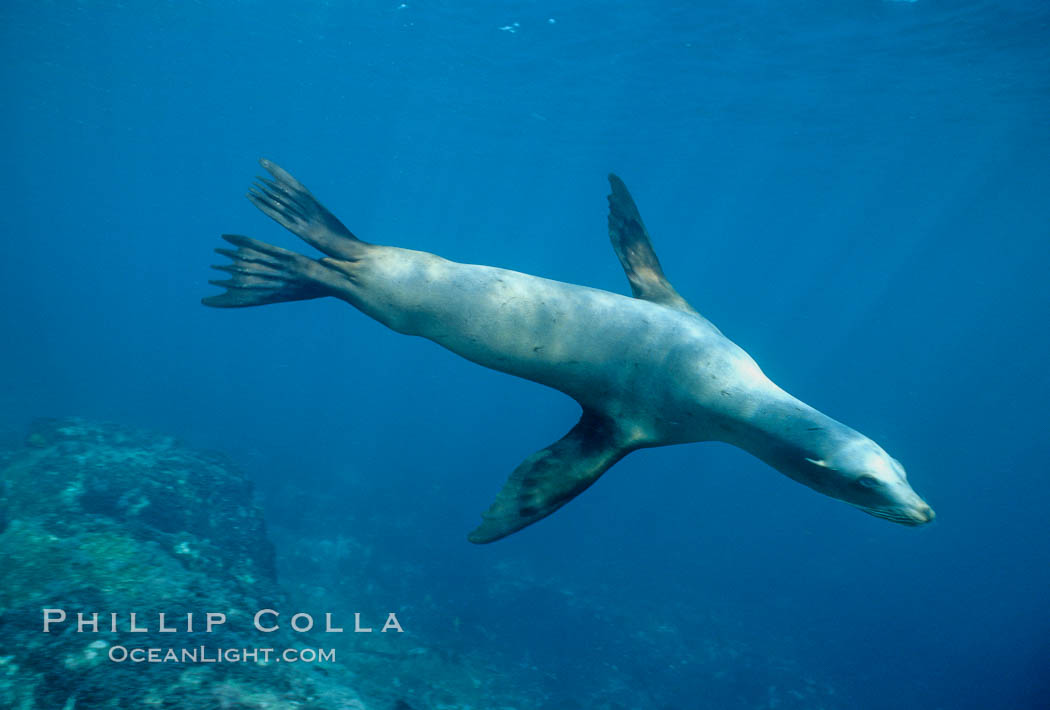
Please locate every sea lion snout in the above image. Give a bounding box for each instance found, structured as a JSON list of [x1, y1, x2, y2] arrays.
[[912, 503, 936, 524], [883, 498, 936, 526]]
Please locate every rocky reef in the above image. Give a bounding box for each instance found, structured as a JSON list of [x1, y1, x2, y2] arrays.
[[0, 418, 367, 709], [0, 417, 845, 709]]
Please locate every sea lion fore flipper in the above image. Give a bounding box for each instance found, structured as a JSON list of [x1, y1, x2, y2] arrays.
[[247, 158, 370, 261], [468, 412, 630, 544], [607, 174, 697, 315]]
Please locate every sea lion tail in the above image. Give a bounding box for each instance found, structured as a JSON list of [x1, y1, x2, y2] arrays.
[[202, 234, 343, 308], [247, 158, 369, 261]]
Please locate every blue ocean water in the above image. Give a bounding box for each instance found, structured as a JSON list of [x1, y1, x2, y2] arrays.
[[1, 1, 1048, 708]]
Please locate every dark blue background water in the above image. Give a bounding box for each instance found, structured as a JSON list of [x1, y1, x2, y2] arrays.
[[2, 1, 1048, 708]]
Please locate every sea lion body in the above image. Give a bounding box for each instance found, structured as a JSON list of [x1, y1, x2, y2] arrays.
[[340, 246, 752, 443], [204, 160, 935, 542]]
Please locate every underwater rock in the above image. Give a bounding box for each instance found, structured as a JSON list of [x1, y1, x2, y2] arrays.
[[0, 417, 368, 709], [0, 416, 842, 709], [9, 417, 275, 582]]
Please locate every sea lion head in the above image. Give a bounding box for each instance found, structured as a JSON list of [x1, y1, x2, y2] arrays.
[[805, 437, 935, 526]]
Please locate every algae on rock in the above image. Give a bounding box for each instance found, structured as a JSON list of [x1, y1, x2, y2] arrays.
[[0, 418, 367, 710]]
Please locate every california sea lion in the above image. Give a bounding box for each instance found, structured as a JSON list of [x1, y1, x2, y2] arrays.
[[204, 160, 934, 542]]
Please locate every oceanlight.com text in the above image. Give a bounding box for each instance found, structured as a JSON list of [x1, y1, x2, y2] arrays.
[[107, 645, 336, 664]]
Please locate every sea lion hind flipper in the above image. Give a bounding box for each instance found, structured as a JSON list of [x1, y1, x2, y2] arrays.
[[202, 234, 341, 308], [247, 158, 369, 261], [468, 412, 629, 544], [607, 174, 697, 315]]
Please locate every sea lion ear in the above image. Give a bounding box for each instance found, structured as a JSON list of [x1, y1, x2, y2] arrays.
[[606, 175, 699, 316]]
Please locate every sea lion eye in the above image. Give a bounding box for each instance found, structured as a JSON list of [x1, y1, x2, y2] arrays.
[[857, 474, 882, 489]]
